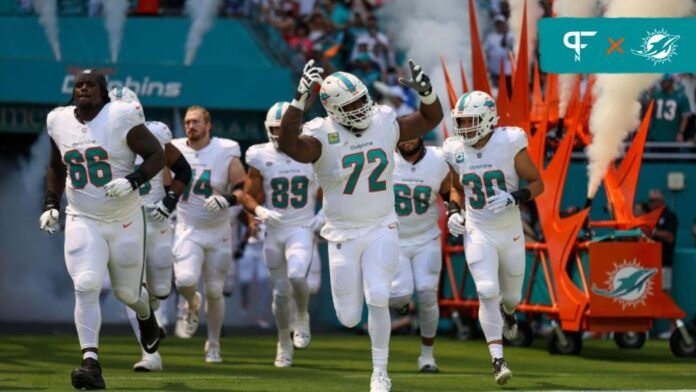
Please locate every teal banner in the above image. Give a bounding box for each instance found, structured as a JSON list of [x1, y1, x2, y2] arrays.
[[539, 18, 696, 73], [0, 60, 294, 110]]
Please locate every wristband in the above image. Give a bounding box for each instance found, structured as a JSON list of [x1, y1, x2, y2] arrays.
[[162, 190, 179, 210], [125, 168, 148, 190], [447, 200, 462, 218], [510, 188, 532, 204], [420, 90, 437, 105], [44, 192, 60, 211], [224, 194, 238, 206]]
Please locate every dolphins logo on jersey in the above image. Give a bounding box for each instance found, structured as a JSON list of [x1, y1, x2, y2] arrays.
[[631, 29, 679, 65], [591, 259, 657, 310]]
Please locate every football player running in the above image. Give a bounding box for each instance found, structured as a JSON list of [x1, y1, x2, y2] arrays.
[[241, 101, 322, 367], [389, 137, 451, 373], [108, 87, 192, 372], [278, 59, 443, 392], [443, 91, 544, 385], [171, 106, 246, 363], [40, 70, 166, 390]]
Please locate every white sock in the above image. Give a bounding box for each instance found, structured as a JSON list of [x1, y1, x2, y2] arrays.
[[290, 277, 310, 316], [421, 344, 434, 358], [83, 351, 98, 360], [126, 305, 141, 341], [128, 287, 151, 320], [488, 343, 503, 360], [74, 290, 101, 350], [416, 290, 439, 340], [478, 296, 503, 343], [368, 304, 391, 372], [205, 295, 225, 347]]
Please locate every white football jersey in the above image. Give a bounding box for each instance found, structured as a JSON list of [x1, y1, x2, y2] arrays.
[[47, 101, 145, 222], [443, 127, 527, 229], [245, 142, 318, 228], [303, 105, 399, 241], [393, 146, 449, 246], [136, 121, 172, 205], [171, 137, 241, 227]]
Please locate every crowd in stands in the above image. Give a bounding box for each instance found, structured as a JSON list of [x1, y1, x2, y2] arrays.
[[258, 0, 416, 115], [6, 0, 695, 143]]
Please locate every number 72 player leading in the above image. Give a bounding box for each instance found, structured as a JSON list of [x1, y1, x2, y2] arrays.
[[278, 59, 443, 392]]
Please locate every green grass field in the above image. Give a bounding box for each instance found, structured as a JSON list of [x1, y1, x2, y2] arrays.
[[1, 333, 694, 391]]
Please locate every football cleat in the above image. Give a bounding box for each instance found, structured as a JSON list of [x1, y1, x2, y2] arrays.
[[418, 355, 439, 373], [71, 358, 106, 390], [500, 304, 518, 341], [370, 368, 392, 392], [175, 292, 201, 339], [492, 358, 512, 385], [204, 341, 223, 363], [138, 309, 163, 354], [292, 315, 311, 349], [133, 352, 163, 372], [274, 341, 293, 368]]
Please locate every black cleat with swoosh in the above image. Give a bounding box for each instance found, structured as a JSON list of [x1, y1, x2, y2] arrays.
[[138, 309, 163, 354]]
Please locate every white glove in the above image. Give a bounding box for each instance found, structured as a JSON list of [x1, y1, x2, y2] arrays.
[[105, 178, 135, 198], [398, 58, 435, 103], [39, 209, 60, 234], [308, 209, 325, 233], [255, 206, 283, 225], [147, 191, 178, 222], [447, 212, 466, 236], [487, 190, 516, 214], [204, 195, 230, 213], [292, 60, 324, 110]]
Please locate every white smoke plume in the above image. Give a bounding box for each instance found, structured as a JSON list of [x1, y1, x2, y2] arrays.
[[553, 0, 598, 117], [0, 134, 78, 322], [509, 0, 543, 66], [103, 0, 129, 63], [586, 0, 693, 198], [33, 0, 61, 61], [184, 0, 222, 66], [379, 0, 474, 140]]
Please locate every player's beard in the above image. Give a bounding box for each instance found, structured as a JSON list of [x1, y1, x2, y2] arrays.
[[186, 129, 203, 142], [398, 139, 423, 158]]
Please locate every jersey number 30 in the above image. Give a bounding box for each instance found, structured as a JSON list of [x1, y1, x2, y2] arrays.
[[461, 170, 506, 209]]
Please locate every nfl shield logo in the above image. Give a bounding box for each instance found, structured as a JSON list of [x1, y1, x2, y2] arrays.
[[328, 132, 340, 144]]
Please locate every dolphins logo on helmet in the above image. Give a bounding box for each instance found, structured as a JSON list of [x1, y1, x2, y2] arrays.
[[108, 86, 144, 118], [264, 101, 290, 149], [319, 72, 374, 131], [451, 91, 499, 145]]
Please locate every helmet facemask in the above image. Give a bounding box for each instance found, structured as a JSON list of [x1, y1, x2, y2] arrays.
[[453, 114, 488, 145], [333, 92, 374, 131], [264, 123, 280, 149]]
